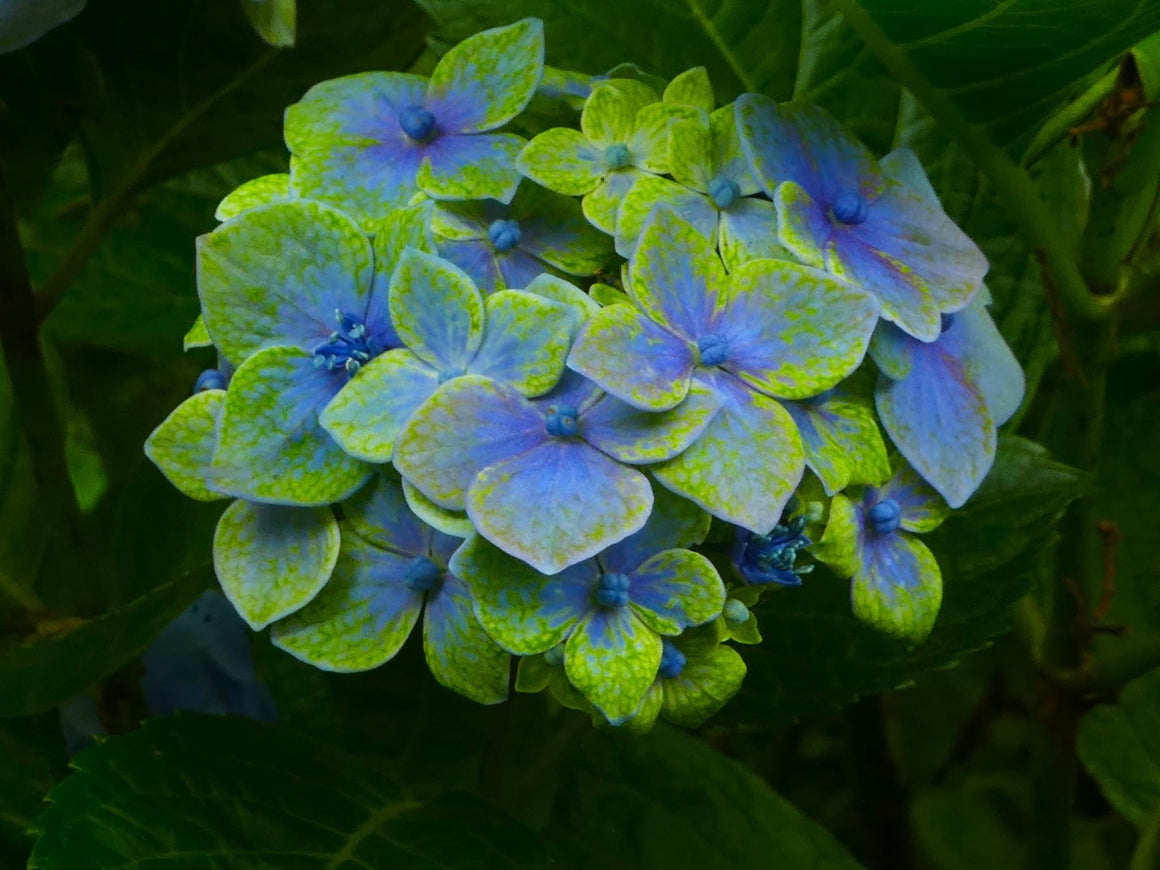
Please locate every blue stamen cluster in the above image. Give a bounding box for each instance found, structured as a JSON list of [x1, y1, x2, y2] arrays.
[[544, 404, 580, 438], [313, 309, 374, 376], [733, 513, 813, 587], [594, 572, 631, 608], [487, 218, 522, 252]]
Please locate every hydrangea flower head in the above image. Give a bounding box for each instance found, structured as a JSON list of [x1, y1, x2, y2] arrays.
[[736, 97, 988, 341], [817, 461, 949, 642], [450, 486, 724, 723], [285, 19, 545, 225], [272, 474, 510, 705], [430, 181, 612, 291], [516, 78, 701, 232], [394, 369, 720, 574], [567, 207, 879, 532]]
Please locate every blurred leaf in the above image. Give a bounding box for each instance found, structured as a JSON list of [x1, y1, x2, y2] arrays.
[[415, 0, 801, 101], [0, 567, 210, 718], [912, 772, 1031, 870], [27, 713, 547, 869], [1078, 666, 1160, 826], [0, 712, 68, 868], [243, 0, 297, 48], [544, 724, 864, 869], [731, 437, 1085, 723]]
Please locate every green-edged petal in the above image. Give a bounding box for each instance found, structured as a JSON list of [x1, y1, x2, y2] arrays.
[[629, 103, 703, 175], [774, 180, 827, 268], [422, 575, 510, 704], [630, 548, 725, 635], [468, 290, 571, 396], [369, 200, 436, 294], [663, 67, 714, 113], [213, 499, 339, 630], [581, 382, 720, 465], [403, 478, 475, 538], [581, 79, 658, 147], [814, 493, 860, 577], [209, 346, 370, 506], [661, 642, 746, 729], [389, 249, 484, 370], [668, 116, 714, 192], [425, 18, 544, 134], [615, 175, 716, 259], [564, 607, 662, 725], [623, 684, 664, 733], [183, 315, 212, 351], [523, 273, 601, 327], [853, 532, 942, 644], [651, 369, 803, 533], [215, 173, 292, 221], [718, 198, 789, 270], [417, 132, 526, 203], [516, 128, 605, 196], [197, 200, 373, 364], [270, 531, 423, 670], [449, 533, 598, 655], [882, 461, 951, 534], [320, 349, 439, 462], [582, 168, 644, 234], [784, 395, 891, 495], [145, 390, 227, 502]]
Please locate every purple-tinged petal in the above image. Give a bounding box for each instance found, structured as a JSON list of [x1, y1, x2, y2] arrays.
[[424, 19, 544, 134], [567, 302, 695, 411], [600, 482, 711, 574], [320, 350, 440, 463], [290, 143, 426, 228], [581, 381, 720, 464], [629, 207, 727, 340], [389, 249, 484, 371], [418, 132, 525, 203], [394, 375, 548, 510], [467, 439, 653, 575], [469, 290, 572, 396], [197, 201, 373, 365], [718, 197, 789, 270], [564, 607, 662, 725], [852, 532, 942, 643], [271, 532, 424, 671], [940, 298, 1025, 425], [515, 188, 612, 276], [367, 201, 434, 350], [534, 368, 603, 415], [449, 533, 598, 654], [628, 549, 725, 635], [868, 320, 915, 380], [629, 103, 704, 175], [209, 347, 370, 507], [341, 473, 429, 557], [423, 575, 510, 704], [878, 461, 950, 534], [285, 72, 428, 150], [783, 394, 891, 495], [435, 239, 501, 292], [876, 347, 995, 509], [496, 249, 550, 290], [716, 259, 878, 399], [651, 369, 804, 533], [772, 180, 828, 269]]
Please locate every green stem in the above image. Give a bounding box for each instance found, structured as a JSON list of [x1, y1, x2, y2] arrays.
[[833, 0, 1113, 323], [1131, 810, 1160, 870]]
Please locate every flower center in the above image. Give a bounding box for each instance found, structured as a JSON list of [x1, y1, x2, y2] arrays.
[[832, 189, 869, 225], [403, 555, 443, 592], [544, 404, 580, 438], [399, 105, 437, 142], [487, 218, 522, 253], [603, 143, 631, 171], [867, 498, 901, 536], [594, 572, 630, 608], [313, 309, 374, 376], [696, 333, 729, 367], [659, 640, 687, 680], [194, 369, 226, 392], [735, 513, 813, 586], [940, 312, 957, 334], [708, 175, 741, 210]]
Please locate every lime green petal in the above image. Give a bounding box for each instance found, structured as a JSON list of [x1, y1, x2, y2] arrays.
[[615, 174, 716, 258], [668, 117, 714, 192], [522, 273, 600, 328], [403, 478, 475, 538], [852, 533, 942, 644], [565, 608, 662, 725], [661, 642, 746, 729], [581, 79, 658, 147], [774, 180, 826, 268], [417, 132, 526, 202], [183, 315, 212, 351], [422, 577, 511, 704], [785, 395, 890, 495], [630, 103, 704, 175], [516, 128, 605, 196], [514, 653, 553, 694], [213, 499, 339, 630], [470, 290, 572, 396], [145, 390, 227, 502], [590, 283, 631, 307], [664, 67, 714, 113], [369, 200, 435, 288], [581, 168, 643, 234], [814, 493, 860, 577], [389, 249, 484, 370], [622, 683, 664, 733], [214, 173, 292, 221]]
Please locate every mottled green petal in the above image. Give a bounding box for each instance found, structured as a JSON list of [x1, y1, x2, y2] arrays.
[[774, 180, 827, 269], [630, 103, 703, 175], [320, 349, 439, 462], [183, 315, 212, 351], [469, 290, 571, 396], [403, 478, 475, 538], [390, 249, 484, 370], [423, 576, 510, 704], [784, 395, 891, 495], [581, 79, 657, 147], [565, 608, 662, 725], [209, 346, 370, 506], [661, 642, 746, 729], [622, 683, 664, 733], [214, 173, 292, 221], [213, 499, 339, 630], [668, 116, 713, 192], [425, 18, 544, 134], [582, 168, 643, 234], [663, 67, 714, 113], [417, 132, 526, 203], [145, 390, 227, 502], [590, 283, 631, 306], [581, 382, 720, 465], [522, 273, 600, 327], [814, 493, 860, 577], [718, 197, 789, 271], [516, 128, 605, 196], [270, 532, 422, 670], [630, 548, 725, 635], [853, 533, 942, 644], [615, 175, 716, 259], [369, 200, 436, 289]]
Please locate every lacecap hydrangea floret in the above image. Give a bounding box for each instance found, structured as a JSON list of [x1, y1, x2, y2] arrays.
[[145, 18, 1024, 731]]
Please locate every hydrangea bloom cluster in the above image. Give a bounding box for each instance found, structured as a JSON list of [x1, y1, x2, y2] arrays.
[[148, 19, 1024, 731]]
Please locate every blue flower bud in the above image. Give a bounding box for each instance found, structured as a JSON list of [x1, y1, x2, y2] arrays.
[[404, 555, 443, 592], [603, 143, 632, 171], [487, 218, 523, 253], [659, 640, 687, 680], [708, 175, 741, 210], [545, 404, 580, 438], [867, 498, 902, 536], [595, 571, 630, 608], [399, 105, 437, 141], [697, 333, 729, 367], [193, 369, 227, 393], [544, 645, 565, 666], [723, 598, 750, 623], [832, 189, 869, 225]]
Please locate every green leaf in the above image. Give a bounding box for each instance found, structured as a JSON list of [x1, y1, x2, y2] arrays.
[[0, 568, 210, 718], [1078, 666, 1160, 826], [0, 713, 68, 869], [27, 713, 549, 869], [542, 724, 864, 868], [415, 0, 802, 102], [243, 0, 297, 48]]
